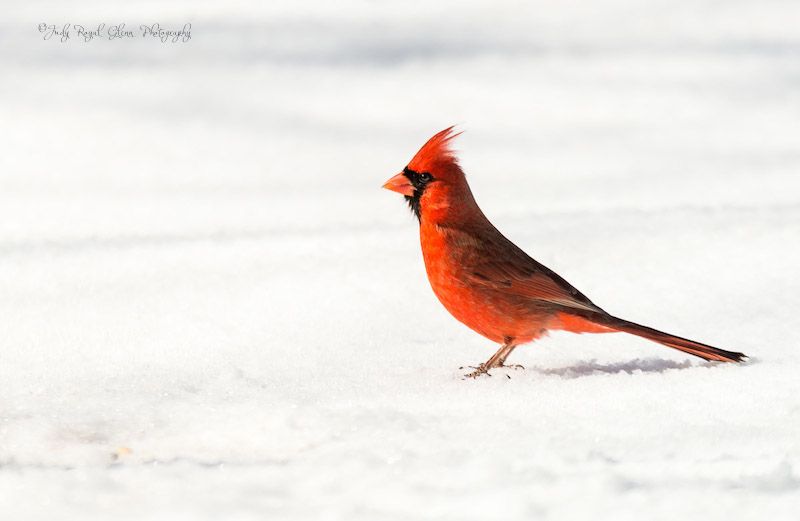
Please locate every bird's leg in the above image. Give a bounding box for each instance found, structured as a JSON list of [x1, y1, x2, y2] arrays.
[[496, 344, 523, 369], [465, 342, 517, 378]]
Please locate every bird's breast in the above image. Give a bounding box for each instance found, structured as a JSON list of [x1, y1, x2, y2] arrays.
[[419, 222, 546, 345]]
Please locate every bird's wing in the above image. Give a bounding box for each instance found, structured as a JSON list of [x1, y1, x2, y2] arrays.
[[460, 228, 604, 314]]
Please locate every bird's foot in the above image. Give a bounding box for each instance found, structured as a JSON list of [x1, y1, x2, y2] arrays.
[[462, 364, 492, 378], [460, 362, 525, 379]]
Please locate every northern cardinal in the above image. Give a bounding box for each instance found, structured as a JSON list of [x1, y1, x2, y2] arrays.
[[383, 127, 746, 377]]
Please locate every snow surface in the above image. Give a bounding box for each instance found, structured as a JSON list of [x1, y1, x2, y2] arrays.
[[2, 0, 800, 519]]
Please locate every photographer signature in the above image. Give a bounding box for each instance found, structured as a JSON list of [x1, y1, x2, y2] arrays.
[[38, 23, 192, 43]]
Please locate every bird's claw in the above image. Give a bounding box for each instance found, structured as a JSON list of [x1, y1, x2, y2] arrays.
[[461, 362, 525, 379], [463, 364, 491, 378]]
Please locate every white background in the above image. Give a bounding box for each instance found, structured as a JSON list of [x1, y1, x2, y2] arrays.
[[1, 1, 799, 519]]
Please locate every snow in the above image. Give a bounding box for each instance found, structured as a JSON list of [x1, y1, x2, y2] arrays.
[[2, 0, 800, 519]]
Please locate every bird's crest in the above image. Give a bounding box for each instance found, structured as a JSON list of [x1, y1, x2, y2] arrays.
[[407, 126, 462, 173]]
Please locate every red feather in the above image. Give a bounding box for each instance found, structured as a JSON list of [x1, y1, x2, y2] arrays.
[[407, 126, 462, 174]]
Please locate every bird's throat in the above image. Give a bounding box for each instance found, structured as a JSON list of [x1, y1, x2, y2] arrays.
[[405, 193, 422, 221]]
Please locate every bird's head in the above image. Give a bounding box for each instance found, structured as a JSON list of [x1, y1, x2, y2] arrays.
[[382, 126, 474, 222]]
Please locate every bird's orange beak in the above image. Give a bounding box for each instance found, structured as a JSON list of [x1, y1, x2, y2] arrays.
[[382, 172, 414, 196]]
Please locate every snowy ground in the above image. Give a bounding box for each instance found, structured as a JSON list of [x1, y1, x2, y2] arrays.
[[2, 0, 800, 519]]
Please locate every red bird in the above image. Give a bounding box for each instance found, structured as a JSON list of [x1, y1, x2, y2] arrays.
[[383, 127, 746, 377]]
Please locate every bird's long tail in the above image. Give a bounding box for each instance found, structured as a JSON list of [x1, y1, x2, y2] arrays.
[[554, 310, 747, 363]]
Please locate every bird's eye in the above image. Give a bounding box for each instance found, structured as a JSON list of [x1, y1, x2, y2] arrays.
[[419, 172, 432, 183]]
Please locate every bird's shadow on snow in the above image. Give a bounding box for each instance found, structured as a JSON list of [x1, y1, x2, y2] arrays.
[[531, 358, 696, 379]]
